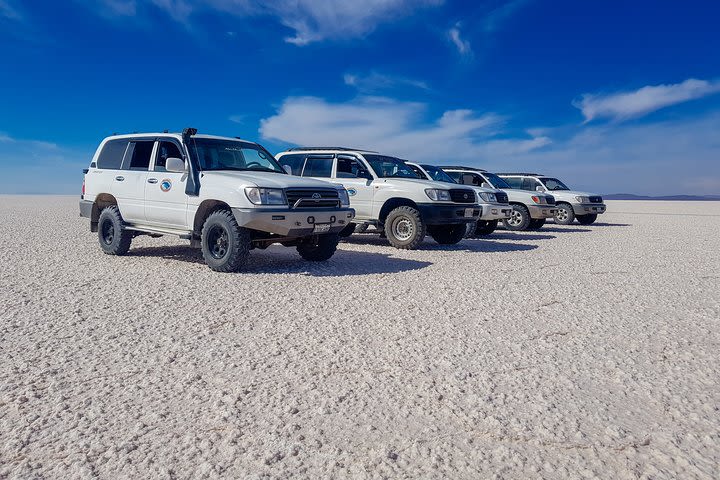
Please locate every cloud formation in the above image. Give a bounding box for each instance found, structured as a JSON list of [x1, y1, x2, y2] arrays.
[[92, 0, 443, 45], [260, 96, 549, 161], [447, 22, 471, 56], [574, 78, 720, 123], [344, 71, 429, 93]]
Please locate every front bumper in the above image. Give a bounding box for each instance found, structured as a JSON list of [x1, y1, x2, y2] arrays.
[[79, 199, 93, 218], [528, 204, 559, 219], [232, 207, 355, 237], [572, 203, 606, 215], [416, 203, 482, 225], [479, 203, 512, 221]]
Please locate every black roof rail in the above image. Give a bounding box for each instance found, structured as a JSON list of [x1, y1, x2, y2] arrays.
[[286, 146, 378, 153], [495, 172, 542, 176], [439, 165, 487, 172]]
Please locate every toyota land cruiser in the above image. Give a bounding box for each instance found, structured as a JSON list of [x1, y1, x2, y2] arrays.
[[275, 148, 481, 249], [79, 129, 354, 272], [496, 173, 606, 225]]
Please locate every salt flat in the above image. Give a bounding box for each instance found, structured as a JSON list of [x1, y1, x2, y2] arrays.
[[1, 197, 718, 479]]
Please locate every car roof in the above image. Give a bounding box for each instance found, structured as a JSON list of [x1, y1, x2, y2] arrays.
[[440, 166, 488, 172], [103, 132, 256, 144], [495, 172, 544, 176]]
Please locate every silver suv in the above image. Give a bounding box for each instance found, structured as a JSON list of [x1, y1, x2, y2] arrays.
[[497, 173, 606, 225]]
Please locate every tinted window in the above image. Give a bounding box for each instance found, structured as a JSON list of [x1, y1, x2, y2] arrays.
[[278, 154, 306, 175], [124, 141, 154, 171], [303, 156, 333, 177], [362, 154, 418, 179], [522, 178, 541, 191], [407, 164, 426, 179], [96, 139, 128, 169], [446, 171, 461, 182], [503, 177, 523, 188], [155, 141, 183, 172], [336, 156, 370, 179]]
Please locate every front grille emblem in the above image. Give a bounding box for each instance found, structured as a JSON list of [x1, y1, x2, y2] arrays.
[[311, 193, 321, 199]]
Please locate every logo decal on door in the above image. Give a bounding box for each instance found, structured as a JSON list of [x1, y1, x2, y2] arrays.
[[347, 188, 357, 196], [160, 179, 172, 192]]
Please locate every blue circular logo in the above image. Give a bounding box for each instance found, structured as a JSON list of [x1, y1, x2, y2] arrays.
[[160, 180, 172, 192], [347, 188, 357, 196]]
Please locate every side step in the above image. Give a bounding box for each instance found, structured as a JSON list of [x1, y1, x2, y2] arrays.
[[124, 224, 194, 238]]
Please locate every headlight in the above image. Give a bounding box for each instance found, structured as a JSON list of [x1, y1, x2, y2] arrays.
[[575, 196, 589, 203], [425, 188, 451, 201], [479, 192, 497, 202], [244, 187, 286, 205], [337, 188, 350, 207]]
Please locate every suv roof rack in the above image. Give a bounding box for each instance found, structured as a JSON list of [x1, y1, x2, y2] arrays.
[[495, 172, 541, 176], [440, 165, 487, 172], [287, 146, 377, 153]]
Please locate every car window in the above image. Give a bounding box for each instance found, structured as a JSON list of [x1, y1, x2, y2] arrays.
[[407, 164, 426, 179], [503, 177, 523, 189], [154, 141, 183, 172], [302, 155, 333, 177], [336, 156, 368, 178], [278, 154, 306, 175], [445, 171, 461, 182], [522, 178, 541, 191], [96, 140, 128, 170], [123, 140, 155, 171]]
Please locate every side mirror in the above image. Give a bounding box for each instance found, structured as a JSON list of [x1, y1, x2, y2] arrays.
[[535, 185, 546, 192], [283, 165, 293, 175], [166, 157, 185, 173]]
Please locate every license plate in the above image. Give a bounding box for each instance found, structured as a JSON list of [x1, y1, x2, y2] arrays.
[[464, 208, 474, 218], [313, 223, 331, 233]]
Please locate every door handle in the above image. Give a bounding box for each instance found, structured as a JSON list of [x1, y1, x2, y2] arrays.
[[147, 178, 158, 184], [115, 176, 124, 181]]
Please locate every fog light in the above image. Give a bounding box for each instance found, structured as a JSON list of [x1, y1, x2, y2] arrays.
[[491, 209, 498, 214], [307, 216, 315, 224], [330, 216, 336, 223]]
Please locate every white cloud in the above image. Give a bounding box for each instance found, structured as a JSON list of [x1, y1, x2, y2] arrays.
[[344, 71, 429, 93], [90, 0, 443, 45], [574, 78, 720, 123], [447, 23, 471, 56], [259, 95, 548, 161]]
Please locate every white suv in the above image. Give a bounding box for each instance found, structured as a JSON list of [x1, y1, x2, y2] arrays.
[[275, 148, 481, 249], [442, 166, 558, 231], [497, 173, 606, 225], [406, 162, 512, 236], [80, 129, 354, 272]]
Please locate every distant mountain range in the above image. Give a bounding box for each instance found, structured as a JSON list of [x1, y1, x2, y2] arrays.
[[603, 194, 720, 201]]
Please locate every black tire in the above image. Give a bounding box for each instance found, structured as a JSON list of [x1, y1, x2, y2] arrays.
[[354, 223, 369, 234], [429, 224, 466, 245], [338, 222, 356, 238], [297, 233, 340, 261], [201, 210, 251, 272], [554, 203, 575, 225], [474, 219, 498, 236], [383, 206, 426, 250], [97, 205, 132, 255], [503, 204, 532, 231], [464, 221, 477, 238], [576, 214, 598, 225], [528, 219, 546, 230]]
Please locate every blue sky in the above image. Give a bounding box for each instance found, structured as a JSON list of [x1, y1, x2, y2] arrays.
[[1, 0, 719, 195]]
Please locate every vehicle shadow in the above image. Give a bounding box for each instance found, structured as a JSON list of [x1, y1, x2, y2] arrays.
[[535, 227, 592, 233], [128, 244, 433, 276], [586, 222, 632, 227], [343, 235, 539, 253], [484, 232, 556, 241]]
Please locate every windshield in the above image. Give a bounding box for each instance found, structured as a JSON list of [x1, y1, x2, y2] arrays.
[[420, 164, 457, 184], [540, 177, 570, 191], [188, 138, 285, 173], [363, 154, 420, 179], [484, 172, 512, 189]]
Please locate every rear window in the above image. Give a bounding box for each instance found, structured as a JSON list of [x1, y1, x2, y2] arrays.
[[278, 154, 306, 175], [124, 141, 154, 171], [96, 139, 128, 169], [302, 156, 333, 177], [503, 177, 523, 189]]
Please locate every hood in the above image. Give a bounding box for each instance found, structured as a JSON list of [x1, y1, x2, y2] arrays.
[[381, 177, 474, 191], [547, 189, 599, 198], [202, 170, 343, 190]]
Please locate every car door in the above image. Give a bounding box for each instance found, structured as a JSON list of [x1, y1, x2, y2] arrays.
[[111, 139, 153, 223], [333, 154, 375, 220], [144, 139, 189, 229]]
